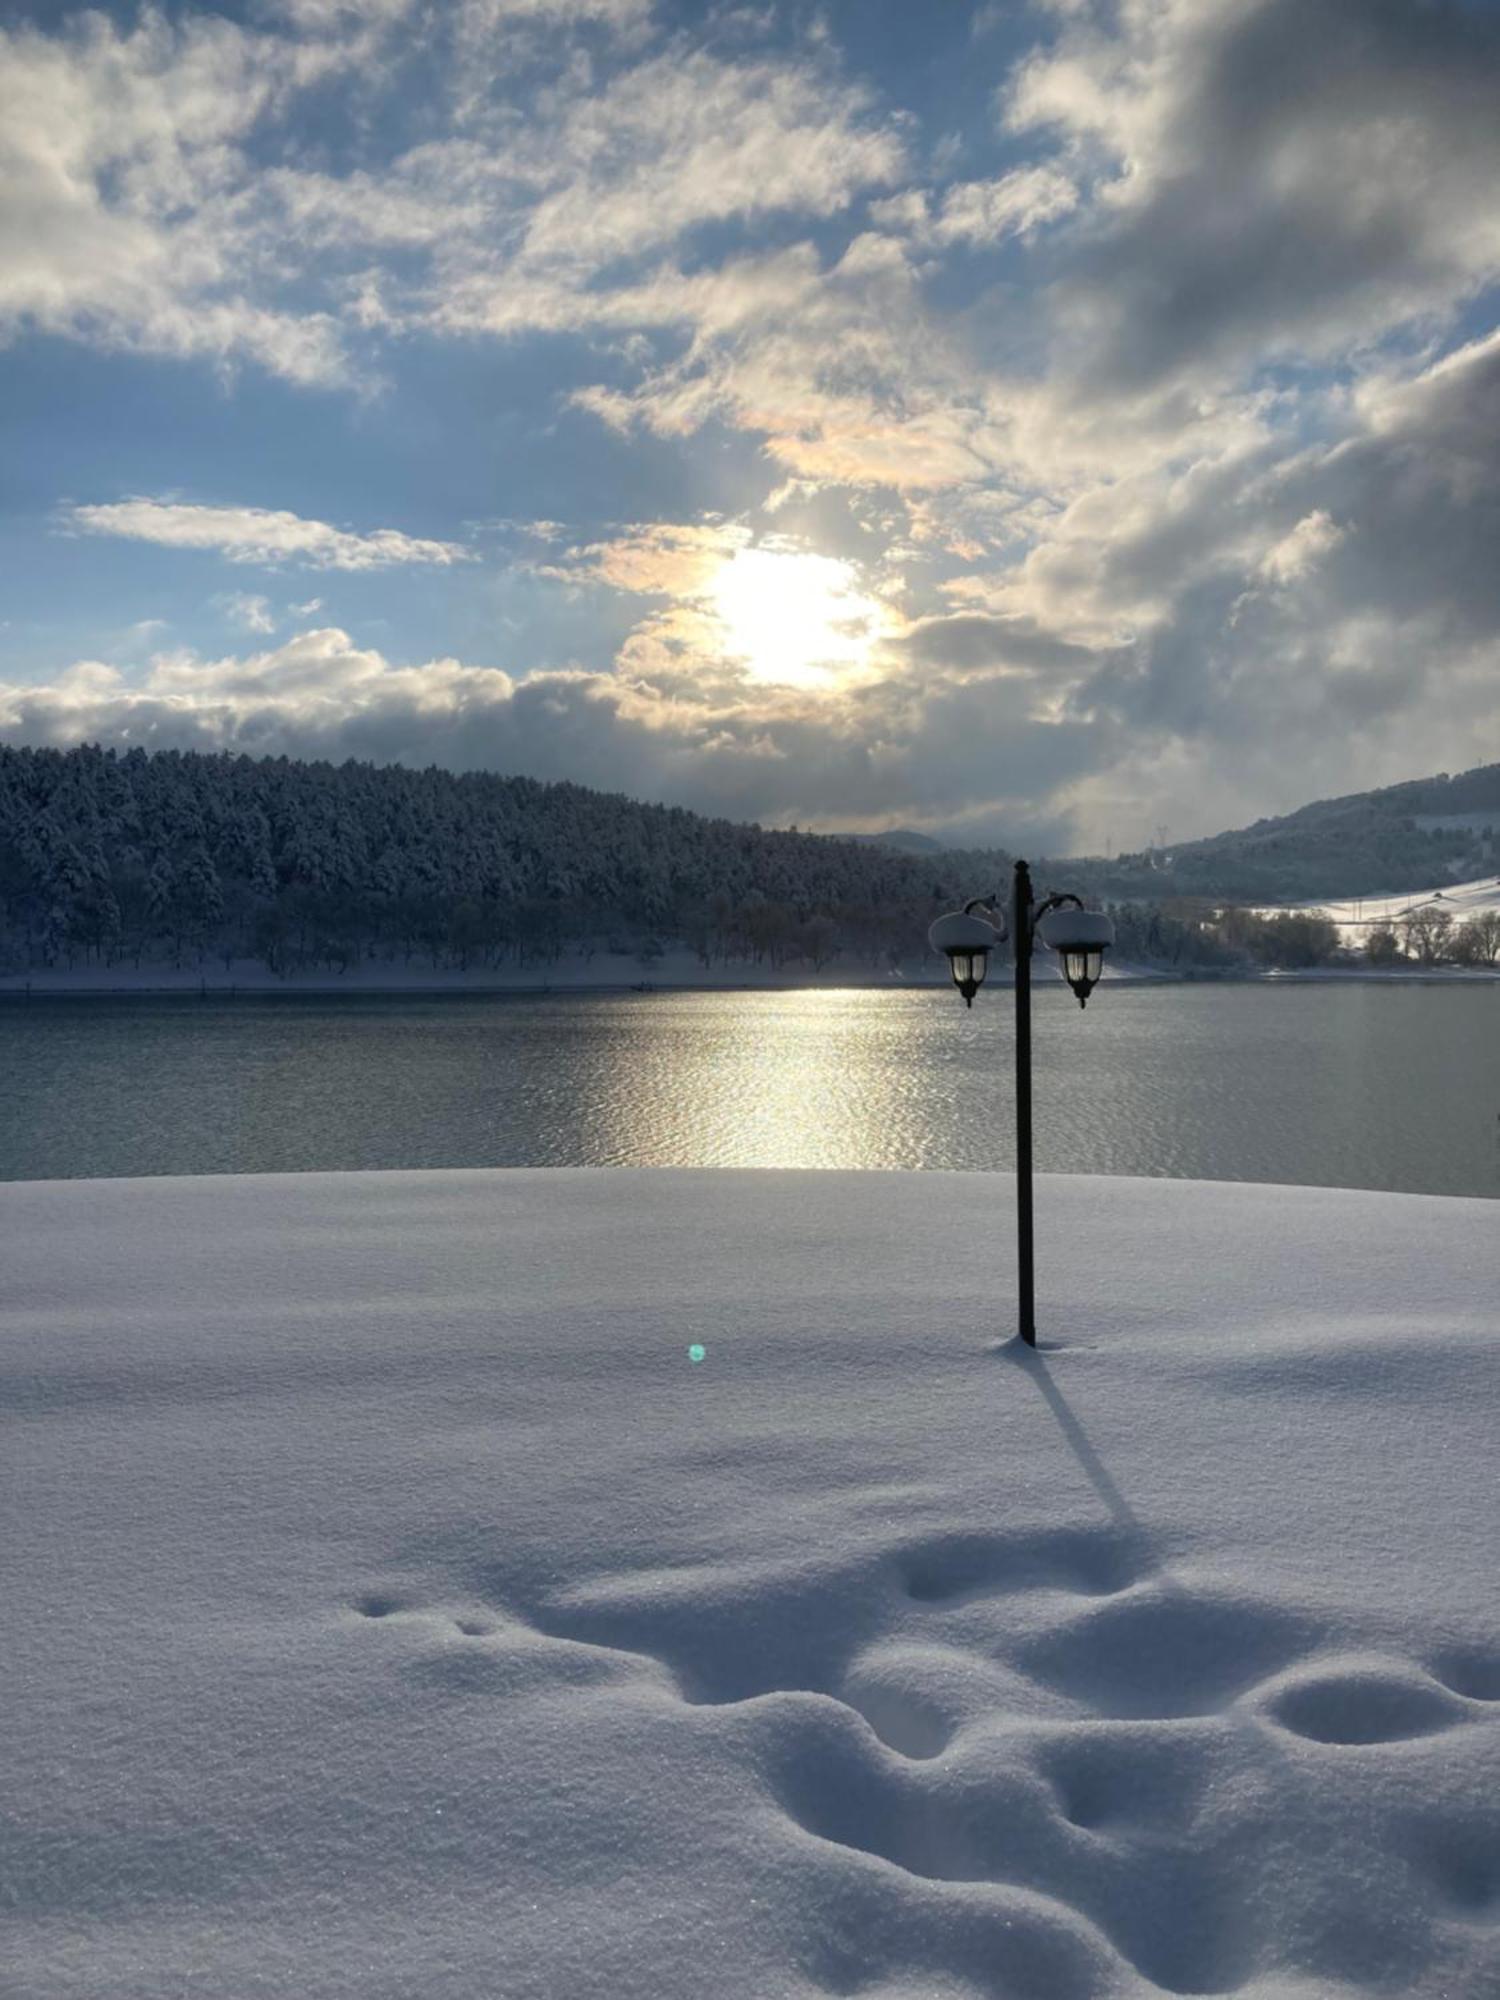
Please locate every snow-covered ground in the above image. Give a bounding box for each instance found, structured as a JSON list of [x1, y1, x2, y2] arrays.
[[5, 1168, 1497, 1998], [1278, 872, 1500, 949]]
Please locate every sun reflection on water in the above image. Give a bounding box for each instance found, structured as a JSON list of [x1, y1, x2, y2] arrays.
[[584, 988, 956, 1170]]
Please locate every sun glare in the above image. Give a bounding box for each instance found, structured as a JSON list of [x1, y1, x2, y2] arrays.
[[708, 546, 891, 689]]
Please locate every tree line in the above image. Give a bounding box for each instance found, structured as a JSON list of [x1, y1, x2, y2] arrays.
[[0, 744, 961, 977], [1107, 899, 1500, 971], [2, 744, 1495, 981], [1362, 904, 1500, 967]]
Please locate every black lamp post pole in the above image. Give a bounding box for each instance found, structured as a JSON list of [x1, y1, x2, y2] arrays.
[[964, 868, 1096, 1352], [1012, 858, 1037, 1347], [954, 865, 1095, 1348]]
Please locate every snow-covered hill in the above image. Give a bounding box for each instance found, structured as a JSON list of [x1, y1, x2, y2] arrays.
[[1280, 873, 1500, 950], [1293, 870, 1500, 929], [5, 1169, 1498, 1998]]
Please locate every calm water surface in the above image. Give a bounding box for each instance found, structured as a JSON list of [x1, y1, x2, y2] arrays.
[[2, 983, 1496, 1195]]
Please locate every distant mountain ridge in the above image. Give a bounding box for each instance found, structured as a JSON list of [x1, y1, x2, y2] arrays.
[[853, 762, 1500, 902], [1042, 761, 1500, 904]]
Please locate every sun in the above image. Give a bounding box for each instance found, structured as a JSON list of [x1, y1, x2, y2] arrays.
[[708, 545, 892, 689]]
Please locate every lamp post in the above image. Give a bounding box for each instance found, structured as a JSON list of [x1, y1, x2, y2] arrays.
[[929, 859, 1115, 1347]]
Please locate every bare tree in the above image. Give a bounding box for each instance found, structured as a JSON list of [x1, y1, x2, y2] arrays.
[[1452, 909, 1500, 966], [1365, 923, 1403, 966], [1401, 905, 1453, 965]]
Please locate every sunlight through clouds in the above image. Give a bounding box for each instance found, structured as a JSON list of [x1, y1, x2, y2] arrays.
[[551, 523, 904, 694], [708, 546, 896, 690], [4, 0, 1500, 849]]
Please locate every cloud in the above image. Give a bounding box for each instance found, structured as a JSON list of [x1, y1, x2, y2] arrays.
[[450, 0, 653, 70], [9, 0, 1500, 854], [272, 0, 417, 25], [895, 613, 1094, 678], [467, 0, 650, 22], [1010, 0, 1500, 392], [1023, 333, 1500, 842], [0, 9, 358, 384], [0, 0, 917, 433], [66, 500, 472, 571], [553, 520, 749, 597], [218, 592, 278, 633], [0, 4, 1008, 501], [566, 234, 1017, 492], [514, 48, 903, 268], [418, 50, 908, 359], [0, 624, 1108, 839], [931, 167, 1078, 246], [1257, 511, 1343, 587], [547, 521, 909, 694]]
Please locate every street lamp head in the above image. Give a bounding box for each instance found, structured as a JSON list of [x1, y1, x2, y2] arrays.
[[1036, 908, 1114, 1007], [928, 909, 1005, 1007]]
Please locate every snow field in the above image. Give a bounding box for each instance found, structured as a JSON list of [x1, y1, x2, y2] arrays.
[[1281, 872, 1500, 948], [3, 1168, 1498, 1998]]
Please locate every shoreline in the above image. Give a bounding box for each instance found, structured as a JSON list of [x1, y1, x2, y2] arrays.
[[2, 960, 1497, 998]]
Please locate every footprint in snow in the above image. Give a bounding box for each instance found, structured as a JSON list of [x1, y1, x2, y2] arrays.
[[900, 1524, 1145, 1606], [1264, 1659, 1467, 1745], [761, 1698, 1258, 1996], [1430, 1646, 1500, 1704], [353, 1591, 407, 1620]]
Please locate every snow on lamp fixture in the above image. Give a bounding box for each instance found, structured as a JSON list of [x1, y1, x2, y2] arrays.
[[927, 867, 1118, 1347], [1036, 909, 1114, 1008], [927, 909, 1005, 1006]]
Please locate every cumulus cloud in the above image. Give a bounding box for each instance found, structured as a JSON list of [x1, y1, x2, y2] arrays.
[[466, 0, 650, 22], [1032, 334, 1500, 840], [66, 500, 472, 571], [1257, 511, 1344, 587], [272, 0, 417, 26], [0, 0, 666, 385], [0, 623, 1109, 838], [1010, 0, 1500, 392], [8, 0, 1500, 851], [0, 9, 357, 384], [544, 521, 909, 696]]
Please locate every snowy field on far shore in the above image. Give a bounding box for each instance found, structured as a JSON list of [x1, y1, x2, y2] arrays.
[[5, 1169, 1499, 1999], [1277, 872, 1500, 949]]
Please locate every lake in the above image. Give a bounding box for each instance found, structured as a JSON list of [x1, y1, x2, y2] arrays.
[[2, 982, 1496, 1196]]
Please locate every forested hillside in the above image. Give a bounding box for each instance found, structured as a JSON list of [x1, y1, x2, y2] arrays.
[[3, 744, 1496, 980], [0, 745, 961, 977]]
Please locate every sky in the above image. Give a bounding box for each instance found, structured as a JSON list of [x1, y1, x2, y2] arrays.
[[2, 0, 1499, 853]]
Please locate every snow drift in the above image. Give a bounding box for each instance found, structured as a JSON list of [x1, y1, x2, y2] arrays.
[[4, 1169, 1497, 1997]]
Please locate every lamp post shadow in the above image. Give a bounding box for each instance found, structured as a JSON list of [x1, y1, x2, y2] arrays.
[[997, 1338, 1157, 1571]]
